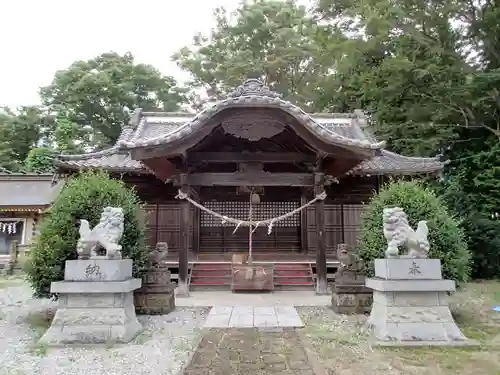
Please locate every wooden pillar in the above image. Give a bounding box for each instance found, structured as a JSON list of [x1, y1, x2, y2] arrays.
[[314, 171, 328, 295], [178, 173, 190, 297], [300, 189, 308, 254], [191, 187, 200, 254]]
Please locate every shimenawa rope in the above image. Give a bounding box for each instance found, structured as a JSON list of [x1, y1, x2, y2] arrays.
[[175, 189, 327, 235]]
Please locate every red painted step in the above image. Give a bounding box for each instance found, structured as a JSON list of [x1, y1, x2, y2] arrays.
[[188, 262, 315, 291], [275, 274, 312, 278], [273, 263, 314, 290], [190, 281, 227, 285], [190, 263, 232, 290], [191, 274, 230, 278]]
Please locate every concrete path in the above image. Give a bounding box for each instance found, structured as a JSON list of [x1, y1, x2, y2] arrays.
[[204, 305, 304, 328], [176, 290, 330, 307], [182, 328, 317, 375]]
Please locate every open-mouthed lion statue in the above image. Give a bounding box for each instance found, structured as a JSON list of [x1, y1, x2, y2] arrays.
[[383, 207, 430, 258], [77, 207, 124, 260]]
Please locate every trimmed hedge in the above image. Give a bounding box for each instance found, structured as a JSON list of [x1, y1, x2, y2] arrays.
[[26, 170, 147, 298], [357, 180, 471, 284]]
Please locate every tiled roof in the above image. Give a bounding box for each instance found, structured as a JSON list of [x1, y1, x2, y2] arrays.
[[120, 108, 384, 155], [55, 145, 444, 176], [0, 174, 65, 207], [54, 150, 145, 172], [348, 151, 444, 175], [54, 79, 445, 176]]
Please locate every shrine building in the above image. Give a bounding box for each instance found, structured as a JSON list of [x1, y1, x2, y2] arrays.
[[54, 79, 445, 293]]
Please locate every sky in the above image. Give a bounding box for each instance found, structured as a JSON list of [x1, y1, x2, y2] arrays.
[[0, 0, 240, 108]]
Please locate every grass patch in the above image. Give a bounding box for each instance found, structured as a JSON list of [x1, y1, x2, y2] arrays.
[[21, 309, 55, 357], [299, 281, 500, 375]]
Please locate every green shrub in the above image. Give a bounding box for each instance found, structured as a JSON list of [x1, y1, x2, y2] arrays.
[[26, 170, 147, 298], [357, 180, 471, 284], [461, 212, 500, 279]]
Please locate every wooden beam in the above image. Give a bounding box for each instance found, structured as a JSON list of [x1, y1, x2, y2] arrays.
[[323, 157, 364, 177], [187, 152, 315, 164], [141, 157, 179, 182], [185, 172, 314, 186], [314, 171, 328, 295], [177, 173, 190, 297]]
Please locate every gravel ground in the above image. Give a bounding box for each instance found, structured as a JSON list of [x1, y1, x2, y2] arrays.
[[0, 282, 209, 375]]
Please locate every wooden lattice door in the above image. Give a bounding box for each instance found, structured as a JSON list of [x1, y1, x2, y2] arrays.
[[199, 200, 301, 253]]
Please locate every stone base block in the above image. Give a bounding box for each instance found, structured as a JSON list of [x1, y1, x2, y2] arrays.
[[40, 281, 142, 345], [374, 258, 442, 280], [135, 283, 176, 315], [366, 289, 477, 346], [51, 278, 141, 294], [366, 278, 455, 292], [332, 291, 372, 314], [176, 281, 190, 298], [65, 259, 133, 281]]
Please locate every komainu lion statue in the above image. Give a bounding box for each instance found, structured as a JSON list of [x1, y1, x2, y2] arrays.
[[147, 242, 169, 268], [77, 207, 125, 260], [382, 207, 430, 258]]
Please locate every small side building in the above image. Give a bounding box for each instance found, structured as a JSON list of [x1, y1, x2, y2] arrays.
[[0, 171, 65, 268]]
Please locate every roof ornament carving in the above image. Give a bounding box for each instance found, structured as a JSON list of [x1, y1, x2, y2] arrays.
[[228, 79, 281, 98]]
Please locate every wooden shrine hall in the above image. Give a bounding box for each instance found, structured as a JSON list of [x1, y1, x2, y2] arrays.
[[55, 79, 445, 293]]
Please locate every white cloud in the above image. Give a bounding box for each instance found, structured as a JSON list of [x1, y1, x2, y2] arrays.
[[0, 0, 239, 108]]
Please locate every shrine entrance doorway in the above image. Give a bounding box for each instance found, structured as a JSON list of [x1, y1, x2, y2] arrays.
[[198, 186, 302, 254]]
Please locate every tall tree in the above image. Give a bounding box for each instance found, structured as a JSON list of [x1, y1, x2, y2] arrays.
[[173, 0, 339, 111], [316, 0, 467, 156], [0, 106, 53, 172], [53, 116, 87, 154], [40, 52, 187, 149], [24, 148, 55, 173]]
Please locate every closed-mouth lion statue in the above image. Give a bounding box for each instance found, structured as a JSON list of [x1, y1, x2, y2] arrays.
[[77, 207, 125, 260]]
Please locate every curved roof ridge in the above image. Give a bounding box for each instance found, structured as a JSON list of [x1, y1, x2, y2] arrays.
[[142, 111, 196, 117], [118, 95, 385, 151], [57, 146, 122, 161], [381, 150, 441, 161]]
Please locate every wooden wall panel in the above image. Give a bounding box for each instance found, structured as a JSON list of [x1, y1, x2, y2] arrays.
[[143, 203, 194, 252], [307, 204, 342, 255], [342, 204, 367, 250], [134, 176, 376, 255]]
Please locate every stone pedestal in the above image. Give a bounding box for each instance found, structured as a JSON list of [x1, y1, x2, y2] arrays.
[[134, 265, 175, 315], [365, 258, 477, 347], [332, 283, 372, 314], [39, 259, 142, 346], [331, 244, 372, 314]]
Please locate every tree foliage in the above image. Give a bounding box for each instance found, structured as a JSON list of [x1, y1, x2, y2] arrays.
[[39, 52, 186, 148], [358, 181, 470, 284], [24, 148, 55, 173], [173, 0, 339, 111], [0, 106, 54, 172], [25, 171, 147, 298]]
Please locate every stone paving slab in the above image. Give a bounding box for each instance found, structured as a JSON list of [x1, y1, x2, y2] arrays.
[[182, 328, 317, 375], [175, 290, 330, 307], [203, 305, 304, 328]]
